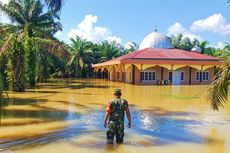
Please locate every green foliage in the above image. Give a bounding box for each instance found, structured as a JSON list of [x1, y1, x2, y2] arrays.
[[169, 34, 209, 54], [0, 54, 8, 89], [208, 57, 230, 110], [214, 44, 230, 59], [203, 47, 219, 57], [67, 37, 95, 78], [0, 74, 3, 98], [122, 42, 139, 54], [97, 40, 121, 62], [24, 38, 36, 86], [0, 0, 69, 90], [45, 0, 65, 18], [36, 49, 49, 82], [48, 54, 67, 78], [7, 36, 25, 92]]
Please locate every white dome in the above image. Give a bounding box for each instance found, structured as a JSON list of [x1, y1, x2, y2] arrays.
[[191, 46, 202, 53], [139, 32, 171, 50]]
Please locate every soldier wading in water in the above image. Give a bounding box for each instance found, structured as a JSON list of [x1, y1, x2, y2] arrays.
[[104, 89, 131, 144]]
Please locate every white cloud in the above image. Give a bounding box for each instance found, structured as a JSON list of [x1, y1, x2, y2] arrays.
[[68, 14, 122, 43], [190, 14, 230, 35], [124, 42, 138, 50], [0, 14, 10, 24], [54, 31, 63, 37], [167, 22, 201, 40], [0, 0, 9, 4], [216, 42, 226, 49], [0, 0, 10, 24], [124, 42, 134, 50], [208, 42, 226, 49]]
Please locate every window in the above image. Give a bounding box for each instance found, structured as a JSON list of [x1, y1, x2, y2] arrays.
[[202, 72, 209, 81], [141, 72, 144, 81], [181, 72, 184, 81], [196, 72, 200, 81], [149, 72, 155, 80], [144, 72, 148, 80], [169, 72, 172, 81], [141, 71, 156, 81], [196, 71, 209, 81]]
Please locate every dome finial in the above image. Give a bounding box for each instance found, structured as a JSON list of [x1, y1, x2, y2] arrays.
[[153, 26, 158, 32]]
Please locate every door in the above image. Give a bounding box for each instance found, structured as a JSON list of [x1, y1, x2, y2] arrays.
[[172, 71, 181, 85]]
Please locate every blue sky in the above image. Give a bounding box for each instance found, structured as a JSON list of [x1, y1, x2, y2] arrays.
[[1, 0, 230, 48]]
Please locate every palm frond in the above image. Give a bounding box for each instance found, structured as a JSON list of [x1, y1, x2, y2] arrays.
[[67, 53, 78, 67], [30, 37, 70, 60], [0, 24, 21, 35], [0, 0, 26, 25], [0, 34, 14, 55], [208, 59, 230, 110], [45, 0, 64, 17]]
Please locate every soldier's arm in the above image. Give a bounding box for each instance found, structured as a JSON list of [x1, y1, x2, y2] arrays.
[[125, 102, 131, 128], [104, 112, 110, 128], [104, 101, 111, 128]]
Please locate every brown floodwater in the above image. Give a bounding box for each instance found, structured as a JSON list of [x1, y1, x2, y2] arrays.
[[0, 79, 230, 153]]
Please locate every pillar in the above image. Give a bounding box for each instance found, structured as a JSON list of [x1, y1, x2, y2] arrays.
[[161, 67, 164, 80], [132, 64, 135, 84], [189, 67, 192, 85]]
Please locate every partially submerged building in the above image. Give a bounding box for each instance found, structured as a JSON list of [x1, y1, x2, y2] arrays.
[[92, 31, 221, 85]]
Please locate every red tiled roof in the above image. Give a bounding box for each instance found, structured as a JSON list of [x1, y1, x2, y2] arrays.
[[117, 48, 219, 61]]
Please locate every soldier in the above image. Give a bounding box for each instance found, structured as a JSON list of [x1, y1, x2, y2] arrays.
[[103, 89, 131, 144]]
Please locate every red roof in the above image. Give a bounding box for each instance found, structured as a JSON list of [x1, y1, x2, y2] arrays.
[[117, 48, 219, 61], [92, 48, 221, 67]]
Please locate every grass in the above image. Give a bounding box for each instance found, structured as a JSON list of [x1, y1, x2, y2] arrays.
[[160, 94, 200, 100]]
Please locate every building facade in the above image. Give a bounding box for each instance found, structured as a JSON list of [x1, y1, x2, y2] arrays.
[[92, 32, 221, 85]]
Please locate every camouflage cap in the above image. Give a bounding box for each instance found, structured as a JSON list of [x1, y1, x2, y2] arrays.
[[114, 88, 121, 94]]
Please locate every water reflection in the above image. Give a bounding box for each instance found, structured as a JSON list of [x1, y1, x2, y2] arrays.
[[133, 109, 204, 145], [203, 128, 225, 153]]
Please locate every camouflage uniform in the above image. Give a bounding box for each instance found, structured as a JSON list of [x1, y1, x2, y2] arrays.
[[106, 98, 129, 144]]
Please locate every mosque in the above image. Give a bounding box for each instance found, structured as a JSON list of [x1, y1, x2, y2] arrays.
[[92, 31, 221, 85]]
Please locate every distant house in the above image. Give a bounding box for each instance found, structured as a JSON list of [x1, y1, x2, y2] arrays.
[[92, 31, 221, 85]]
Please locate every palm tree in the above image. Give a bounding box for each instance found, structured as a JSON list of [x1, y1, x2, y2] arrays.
[[97, 40, 120, 63], [0, 0, 69, 91], [169, 34, 183, 49], [123, 42, 139, 54], [198, 41, 209, 54], [7, 36, 26, 91], [67, 37, 94, 78], [45, 0, 65, 18], [208, 44, 230, 110]]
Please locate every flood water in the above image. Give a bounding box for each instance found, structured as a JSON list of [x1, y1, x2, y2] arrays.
[[0, 79, 230, 153]]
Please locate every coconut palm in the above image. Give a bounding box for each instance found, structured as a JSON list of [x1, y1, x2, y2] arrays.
[[45, 0, 65, 18], [169, 34, 183, 49], [67, 37, 95, 78], [208, 44, 230, 110], [97, 40, 120, 63], [198, 41, 209, 54], [0, 0, 69, 91]]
